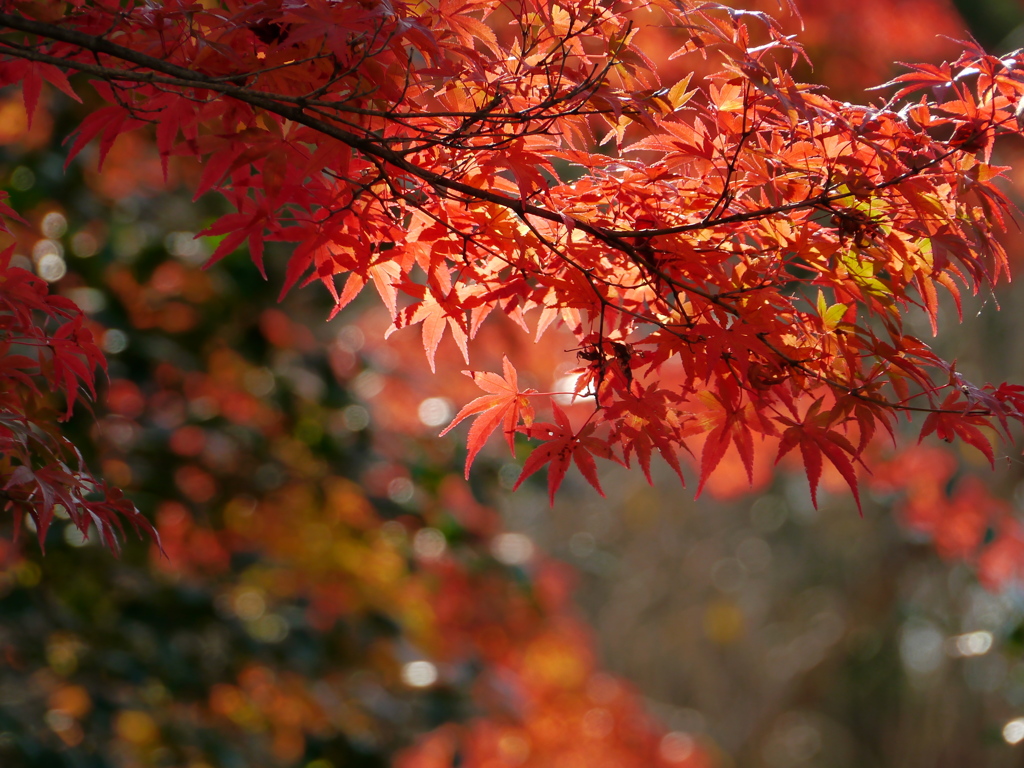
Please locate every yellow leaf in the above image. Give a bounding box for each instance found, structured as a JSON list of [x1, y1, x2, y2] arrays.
[[668, 73, 695, 111]]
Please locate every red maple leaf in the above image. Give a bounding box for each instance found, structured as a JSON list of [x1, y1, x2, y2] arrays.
[[513, 402, 618, 504], [440, 356, 536, 477], [776, 399, 863, 512]]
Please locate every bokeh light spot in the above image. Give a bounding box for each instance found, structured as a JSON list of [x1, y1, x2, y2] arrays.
[[660, 732, 695, 763], [491, 533, 534, 565], [900, 621, 944, 675], [37, 253, 66, 282], [1004, 718, 1024, 745], [951, 630, 993, 657], [234, 589, 266, 621], [413, 528, 446, 560], [401, 660, 438, 688], [387, 477, 414, 504], [71, 231, 98, 258], [418, 397, 453, 427], [114, 710, 159, 746], [10, 165, 34, 190], [41, 211, 67, 238], [102, 329, 129, 354], [341, 404, 370, 431]]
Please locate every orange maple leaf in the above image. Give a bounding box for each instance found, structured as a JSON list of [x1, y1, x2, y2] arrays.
[[440, 356, 536, 477]]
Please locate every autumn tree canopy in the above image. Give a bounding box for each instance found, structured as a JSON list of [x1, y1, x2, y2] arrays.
[[7, 1, 1024, 767], [2, 0, 1024, 535]]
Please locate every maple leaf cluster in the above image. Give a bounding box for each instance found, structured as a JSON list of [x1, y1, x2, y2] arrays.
[[0, 233, 150, 548], [1, 0, 1024, 514], [3, 1, 1024, 761]]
